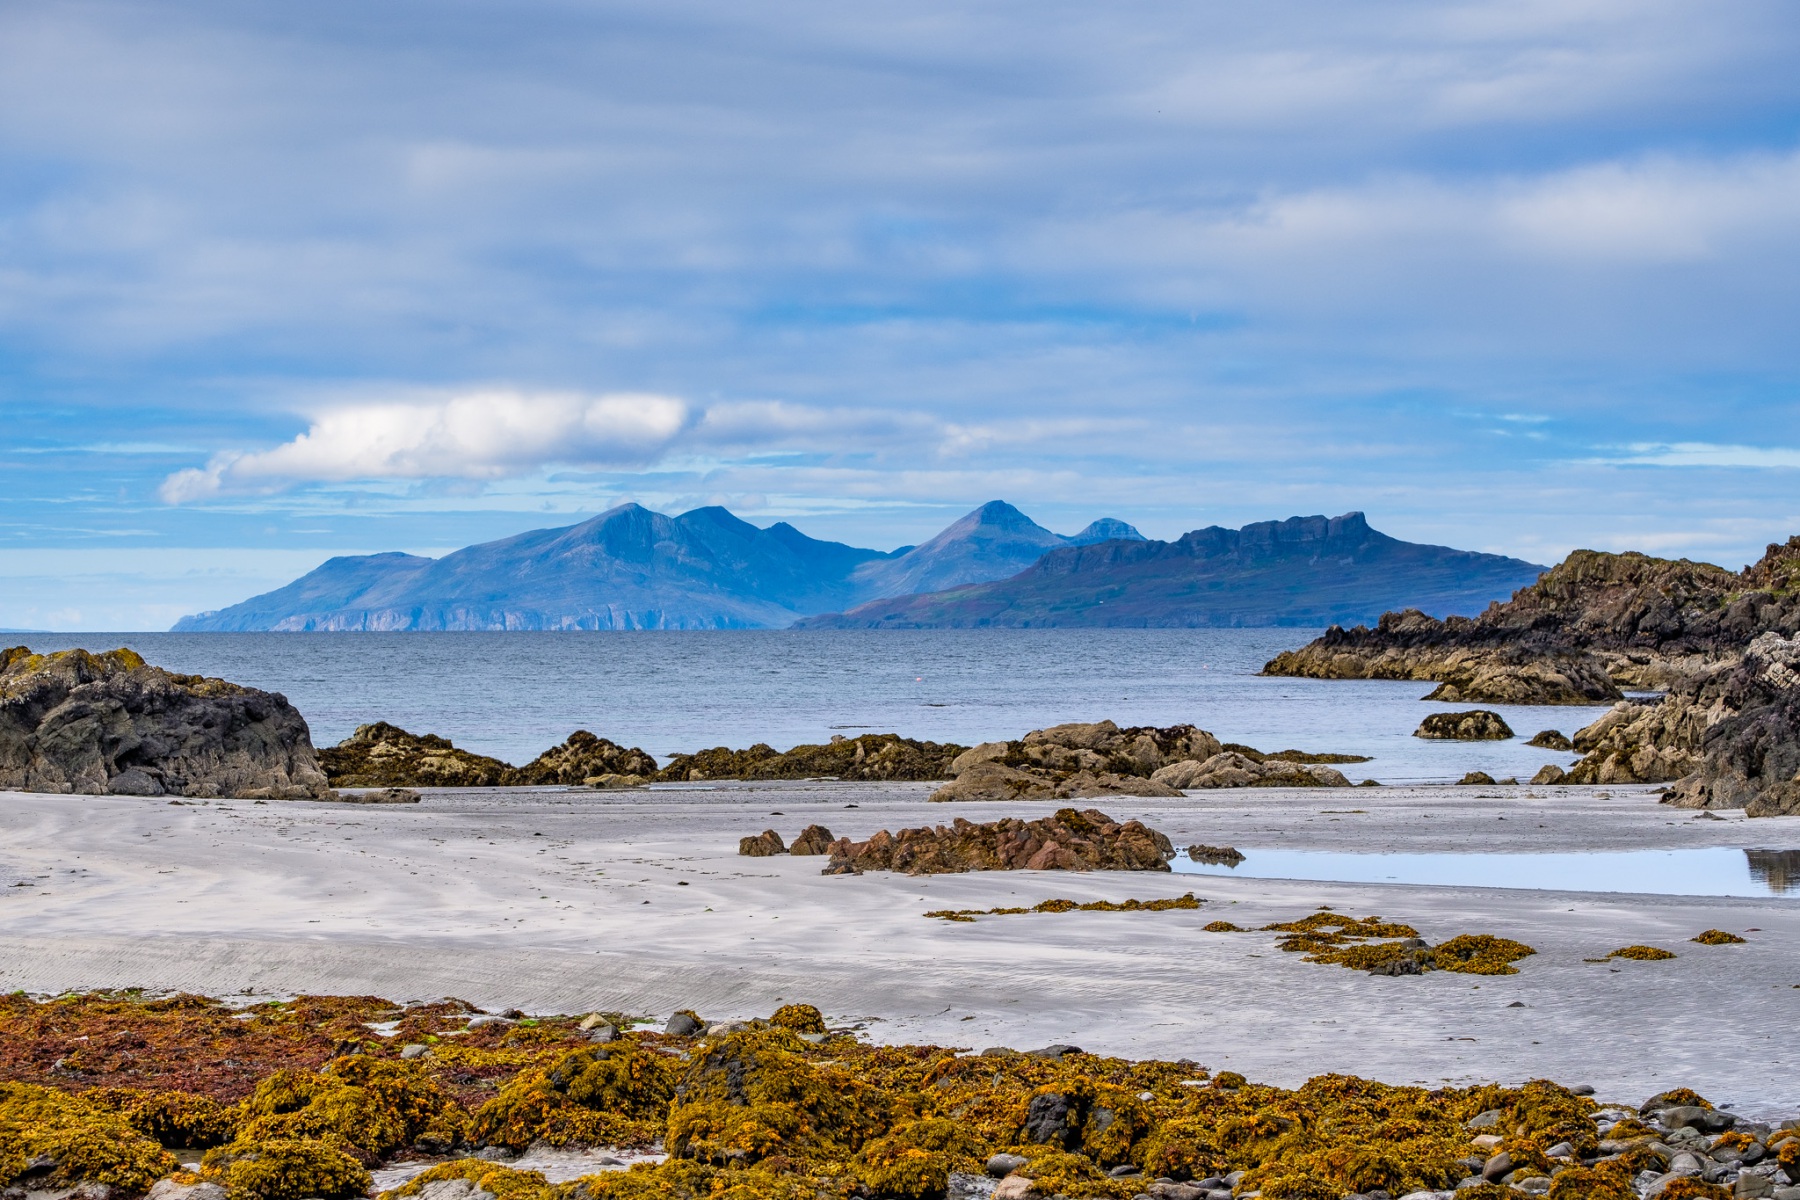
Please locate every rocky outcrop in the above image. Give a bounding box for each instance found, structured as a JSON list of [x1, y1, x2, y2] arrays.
[[512, 731, 657, 786], [320, 723, 658, 787], [0, 646, 332, 799], [789, 824, 835, 855], [319, 722, 515, 787], [821, 808, 1174, 874], [658, 734, 965, 783], [1151, 753, 1350, 788], [1662, 633, 1800, 815], [928, 720, 1217, 800], [739, 830, 787, 856], [1413, 710, 1513, 741], [1264, 539, 1800, 702], [1526, 729, 1572, 750], [1565, 698, 1708, 785]]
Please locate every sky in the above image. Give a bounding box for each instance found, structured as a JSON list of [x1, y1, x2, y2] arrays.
[[3, 0, 1799, 630]]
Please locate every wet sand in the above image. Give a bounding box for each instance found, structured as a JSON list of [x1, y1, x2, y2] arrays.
[[2, 782, 1797, 1116]]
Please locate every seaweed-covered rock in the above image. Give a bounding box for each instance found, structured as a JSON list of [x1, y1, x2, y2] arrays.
[[319, 723, 515, 788], [1152, 753, 1350, 789], [822, 807, 1175, 875], [658, 733, 966, 782], [510, 732, 656, 786], [1414, 710, 1514, 741], [0, 647, 333, 800], [1528, 729, 1574, 751]]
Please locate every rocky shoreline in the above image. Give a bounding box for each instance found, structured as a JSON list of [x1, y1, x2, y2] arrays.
[[4, 989, 1794, 1200]]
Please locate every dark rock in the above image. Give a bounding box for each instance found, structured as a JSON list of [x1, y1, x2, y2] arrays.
[[1415, 710, 1514, 741], [664, 1011, 703, 1037], [931, 720, 1217, 801], [738, 830, 787, 857], [1528, 729, 1574, 751], [1458, 771, 1497, 786], [334, 787, 421, 804], [1024, 1044, 1084, 1060], [821, 807, 1175, 875], [789, 825, 835, 855], [1482, 1152, 1514, 1181], [1184, 844, 1245, 867], [0, 646, 333, 800], [1530, 764, 1568, 785], [1023, 1092, 1080, 1148]]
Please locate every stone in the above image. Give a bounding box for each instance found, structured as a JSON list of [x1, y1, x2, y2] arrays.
[[400, 1043, 428, 1060], [1530, 764, 1568, 785], [1465, 1109, 1504, 1129], [146, 1183, 228, 1200], [1663, 1105, 1737, 1134], [1457, 772, 1497, 786], [1480, 1152, 1512, 1181], [820, 807, 1175, 875], [993, 1178, 1034, 1200], [738, 829, 787, 857], [1528, 730, 1574, 751], [1469, 1135, 1502, 1151], [930, 720, 1219, 800], [1184, 844, 1245, 866], [586, 1024, 616, 1043], [1739, 1174, 1778, 1198], [789, 824, 836, 855], [664, 1011, 703, 1037], [1414, 710, 1515, 741], [511, 730, 657, 785], [577, 1012, 611, 1030], [0, 647, 334, 800], [465, 1014, 510, 1029]]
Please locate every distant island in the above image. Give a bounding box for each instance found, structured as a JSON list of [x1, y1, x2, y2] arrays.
[[796, 512, 1545, 629], [174, 503, 1543, 632]]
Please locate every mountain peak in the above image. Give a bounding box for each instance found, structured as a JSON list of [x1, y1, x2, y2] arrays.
[[1070, 518, 1146, 546]]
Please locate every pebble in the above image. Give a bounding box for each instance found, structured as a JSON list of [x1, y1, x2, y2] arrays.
[[465, 1015, 510, 1029], [985, 1152, 1028, 1178], [400, 1043, 428, 1060]]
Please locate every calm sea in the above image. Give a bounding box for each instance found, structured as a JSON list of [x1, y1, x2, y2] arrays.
[[24, 630, 1617, 785]]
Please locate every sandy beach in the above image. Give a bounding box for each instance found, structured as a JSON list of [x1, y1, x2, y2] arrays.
[[3, 781, 1797, 1117]]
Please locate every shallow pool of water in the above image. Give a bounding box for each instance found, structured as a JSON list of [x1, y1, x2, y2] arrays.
[[1171, 847, 1800, 898]]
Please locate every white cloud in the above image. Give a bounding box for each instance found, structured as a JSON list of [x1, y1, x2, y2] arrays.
[[160, 390, 690, 502], [1597, 442, 1800, 469]]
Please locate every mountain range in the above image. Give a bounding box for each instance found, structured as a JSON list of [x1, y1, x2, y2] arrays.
[[173, 503, 1544, 632], [172, 501, 1144, 631], [796, 512, 1546, 628]]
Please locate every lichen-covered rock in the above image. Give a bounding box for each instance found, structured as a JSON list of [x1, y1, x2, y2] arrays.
[[510, 732, 656, 786], [822, 807, 1175, 875], [1414, 710, 1514, 741], [319, 723, 515, 788], [658, 733, 966, 783], [1151, 753, 1349, 789], [0, 647, 332, 800]]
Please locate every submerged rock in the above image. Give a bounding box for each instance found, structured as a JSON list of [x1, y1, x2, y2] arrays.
[[1415, 710, 1514, 741], [1527, 729, 1574, 751], [821, 807, 1175, 875], [1185, 843, 1245, 866], [0, 646, 333, 800]]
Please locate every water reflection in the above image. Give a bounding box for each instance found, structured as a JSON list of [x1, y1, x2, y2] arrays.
[[1746, 850, 1800, 893], [1173, 846, 1800, 898]]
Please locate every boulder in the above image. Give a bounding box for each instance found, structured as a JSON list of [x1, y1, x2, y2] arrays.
[[0, 647, 333, 800], [738, 830, 787, 857], [1530, 764, 1567, 785], [1414, 710, 1514, 741], [821, 807, 1175, 875], [1663, 633, 1800, 815], [1527, 729, 1574, 751], [1458, 771, 1496, 785], [788, 824, 836, 855], [1184, 843, 1245, 866], [929, 720, 1217, 800]]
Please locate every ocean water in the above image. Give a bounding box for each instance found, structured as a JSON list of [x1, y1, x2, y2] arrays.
[[24, 630, 1621, 784]]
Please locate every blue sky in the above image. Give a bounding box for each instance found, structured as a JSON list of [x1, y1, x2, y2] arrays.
[[4, 0, 1799, 629]]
